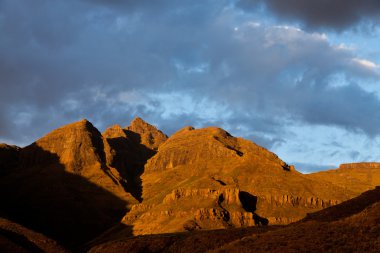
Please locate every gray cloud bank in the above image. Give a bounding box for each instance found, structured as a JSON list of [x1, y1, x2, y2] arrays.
[[237, 0, 380, 31], [1, 0, 380, 170]]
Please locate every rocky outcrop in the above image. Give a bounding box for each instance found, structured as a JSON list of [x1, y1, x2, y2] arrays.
[[163, 188, 240, 205], [262, 194, 339, 208]]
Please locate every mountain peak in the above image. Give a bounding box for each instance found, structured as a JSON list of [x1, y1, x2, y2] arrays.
[[103, 124, 127, 139], [126, 117, 168, 150], [129, 117, 152, 131], [52, 118, 96, 133], [21, 119, 106, 173]]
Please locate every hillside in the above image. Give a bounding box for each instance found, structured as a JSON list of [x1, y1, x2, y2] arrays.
[[87, 187, 380, 253]]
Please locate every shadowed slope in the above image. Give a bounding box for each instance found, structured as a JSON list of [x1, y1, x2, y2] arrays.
[[0, 144, 20, 176], [103, 117, 168, 201], [0, 218, 68, 253]]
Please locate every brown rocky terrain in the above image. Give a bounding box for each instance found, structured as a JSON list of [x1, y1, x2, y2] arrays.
[[87, 186, 380, 253], [0, 117, 379, 252]]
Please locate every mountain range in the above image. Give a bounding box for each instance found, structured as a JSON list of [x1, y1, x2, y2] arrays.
[[0, 117, 379, 252]]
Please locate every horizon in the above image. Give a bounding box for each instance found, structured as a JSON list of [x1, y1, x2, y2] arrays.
[[1, 0, 380, 173]]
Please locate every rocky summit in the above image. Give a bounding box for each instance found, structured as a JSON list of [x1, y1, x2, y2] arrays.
[[0, 117, 379, 252]]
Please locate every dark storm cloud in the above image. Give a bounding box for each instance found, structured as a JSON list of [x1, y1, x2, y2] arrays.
[[237, 0, 380, 31], [291, 83, 380, 136]]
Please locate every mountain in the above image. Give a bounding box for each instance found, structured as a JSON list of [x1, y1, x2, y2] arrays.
[[0, 119, 134, 248], [0, 117, 169, 249], [120, 126, 354, 235], [87, 186, 380, 253]]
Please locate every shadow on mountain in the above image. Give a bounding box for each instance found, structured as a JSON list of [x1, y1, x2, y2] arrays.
[[0, 145, 132, 250], [106, 130, 156, 202], [0, 144, 20, 177], [239, 191, 269, 226], [239, 191, 258, 213]]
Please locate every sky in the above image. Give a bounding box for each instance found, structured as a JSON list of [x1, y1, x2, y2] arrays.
[[1, 0, 380, 173]]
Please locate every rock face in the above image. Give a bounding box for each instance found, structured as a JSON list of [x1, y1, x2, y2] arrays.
[[122, 126, 354, 235], [88, 187, 380, 253]]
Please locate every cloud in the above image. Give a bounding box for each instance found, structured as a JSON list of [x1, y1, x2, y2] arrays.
[[1, 0, 380, 169], [237, 0, 380, 31], [352, 58, 379, 70]]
